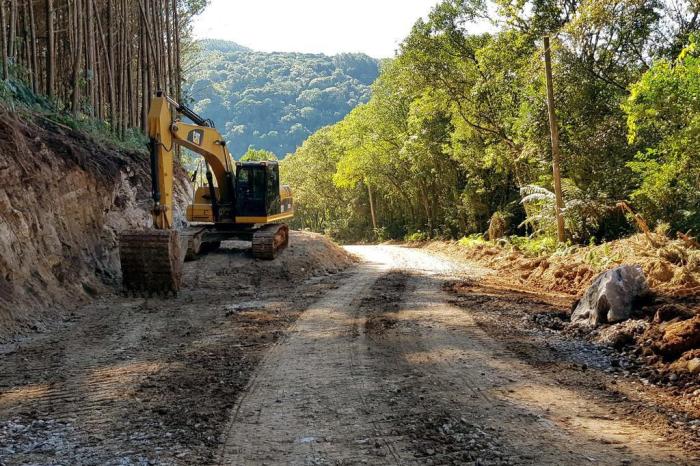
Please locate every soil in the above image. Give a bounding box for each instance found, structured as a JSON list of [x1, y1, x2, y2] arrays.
[[0, 243, 699, 464], [0, 232, 355, 465], [425, 237, 700, 383], [0, 111, 189, 340]]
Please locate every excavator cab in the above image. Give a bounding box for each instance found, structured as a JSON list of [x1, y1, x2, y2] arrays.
[[235, 162, 284, 221]]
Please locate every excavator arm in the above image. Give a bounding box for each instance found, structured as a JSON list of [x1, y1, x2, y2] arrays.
[[120, 92, 237, 295], [147, 92, 235, 229]]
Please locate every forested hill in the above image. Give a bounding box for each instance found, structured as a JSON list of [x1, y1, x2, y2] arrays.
[[184, 39, 380, 158]]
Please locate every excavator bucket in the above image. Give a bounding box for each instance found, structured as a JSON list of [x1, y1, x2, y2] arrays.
[[119, 230, 183, 295]]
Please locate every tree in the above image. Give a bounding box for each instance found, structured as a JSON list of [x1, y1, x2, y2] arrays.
[[624, 34, 700, 232], [241, 148, 277, 162]]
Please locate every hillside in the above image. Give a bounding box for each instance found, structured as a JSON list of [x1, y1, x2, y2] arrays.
[[184, 39, 380, 158]]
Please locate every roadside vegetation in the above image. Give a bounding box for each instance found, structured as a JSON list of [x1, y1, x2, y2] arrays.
[[282, 0, 700, 249]]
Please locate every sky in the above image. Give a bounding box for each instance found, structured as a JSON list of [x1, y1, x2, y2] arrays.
[[192, 0, 444, 58]]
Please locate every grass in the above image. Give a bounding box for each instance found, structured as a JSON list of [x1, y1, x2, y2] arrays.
[[457, 233, 488, 248], [0, 78, 148, 154]]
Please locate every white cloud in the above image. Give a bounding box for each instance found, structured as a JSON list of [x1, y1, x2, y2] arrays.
[[192, 0, 444, 58]]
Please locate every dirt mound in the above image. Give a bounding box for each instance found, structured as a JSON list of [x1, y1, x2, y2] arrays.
[[182, 231, 356, 292], [426, 234, 700, 382], [426, 234, 700, 298], [0, 111, 188, 341]]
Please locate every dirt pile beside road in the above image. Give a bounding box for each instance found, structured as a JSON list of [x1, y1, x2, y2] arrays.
[[428, 235, 700, 391], [0, 111, 188, 341], [425, 233, 700, 298]]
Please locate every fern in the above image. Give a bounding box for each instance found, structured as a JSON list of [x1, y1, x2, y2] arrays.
[[519, 181, 612, 243]]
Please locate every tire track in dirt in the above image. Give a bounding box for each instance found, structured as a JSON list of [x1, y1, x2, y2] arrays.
[[217, 245, 698, 465], [0, 232, 355, 465]]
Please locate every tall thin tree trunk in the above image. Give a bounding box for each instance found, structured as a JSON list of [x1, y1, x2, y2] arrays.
[[172, 0, 180, 102], [85, 0, 95, 115], [0, 1, 9, 80], [8, 0, 16, 66], [45, 0, 55, 96], [93, 0, 115, 128], [71, 0, 83, 115], [140, 17, 147, 131], [28, 0, 38, 92], [22, 2, 32, 89]]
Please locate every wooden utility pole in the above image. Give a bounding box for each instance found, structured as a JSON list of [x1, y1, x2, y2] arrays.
[[367, 181, 377, 231], [543, 36, 566, 243]]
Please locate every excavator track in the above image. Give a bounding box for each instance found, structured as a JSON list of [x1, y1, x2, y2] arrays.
[[119, 230, 183, 295], [252, 224, 289, 260]]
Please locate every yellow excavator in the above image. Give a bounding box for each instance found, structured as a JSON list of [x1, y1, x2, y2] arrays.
[[119, 92, 294, 294]]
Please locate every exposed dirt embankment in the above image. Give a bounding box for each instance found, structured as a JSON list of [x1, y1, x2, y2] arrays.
[[425, 234, 700, 298], [0, 111, 187, 340]]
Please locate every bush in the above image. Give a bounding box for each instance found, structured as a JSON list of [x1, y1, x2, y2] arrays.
[[457, 233, 488, 248], [405, 231, 429, 242], [508, 235, 563, 257]]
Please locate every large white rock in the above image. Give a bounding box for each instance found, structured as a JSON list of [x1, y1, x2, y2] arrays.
[[571, 265, 649, 326]]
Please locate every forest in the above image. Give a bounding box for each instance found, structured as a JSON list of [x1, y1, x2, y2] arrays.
[[282, 0, 700, 245], [0, 0, 205, 142], [184, 39, 379, 157]]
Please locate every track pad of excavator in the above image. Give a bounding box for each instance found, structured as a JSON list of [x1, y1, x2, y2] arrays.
[[119, 230, 183, 295]]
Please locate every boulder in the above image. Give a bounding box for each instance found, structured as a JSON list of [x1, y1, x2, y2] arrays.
[[571, 265, 649, 326], [687, 358, 700, 375]]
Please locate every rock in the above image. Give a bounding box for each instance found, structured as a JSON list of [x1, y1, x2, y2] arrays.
[[594, 320, 649, 348], [687, 358, 700, 375], [571, 265, 649, 326], [653, 304, 695, 323]]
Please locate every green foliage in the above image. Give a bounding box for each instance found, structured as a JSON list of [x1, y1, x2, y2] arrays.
[[277, 0, 699, 244], [623, 34, 700, 232], [185, 40, 379, 158], [405, 231, 429, 242], [457, 233, 488, 248], [240, 148, 277, 162], [519, 182, 611, 243], [508, 235, 562, 257]]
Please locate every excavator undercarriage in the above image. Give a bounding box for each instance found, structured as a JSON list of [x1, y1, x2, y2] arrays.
[[119, 223, 290, 294]]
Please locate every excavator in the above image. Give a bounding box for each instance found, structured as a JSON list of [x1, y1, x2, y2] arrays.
[[119, 92, 294, 294]]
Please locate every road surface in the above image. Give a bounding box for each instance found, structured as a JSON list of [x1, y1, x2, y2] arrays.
[[1, 243, 697, 465]]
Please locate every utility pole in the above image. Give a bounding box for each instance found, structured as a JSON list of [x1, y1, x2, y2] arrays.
[[543, 36, 566, 243], [366, 181, 378, 231]]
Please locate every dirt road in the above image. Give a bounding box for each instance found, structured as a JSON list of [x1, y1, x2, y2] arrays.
[[1, 242, 699, 465], [217, 246, 698, 465]]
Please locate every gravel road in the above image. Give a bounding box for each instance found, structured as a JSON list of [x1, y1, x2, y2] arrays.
[[1, 242, 698, 465], [218, 245, 698, 465]]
